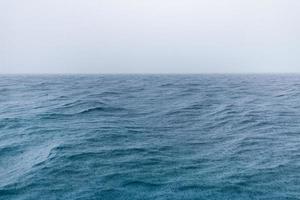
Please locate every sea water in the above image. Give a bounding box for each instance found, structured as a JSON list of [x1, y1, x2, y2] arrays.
[[1, 74, 300, 199]]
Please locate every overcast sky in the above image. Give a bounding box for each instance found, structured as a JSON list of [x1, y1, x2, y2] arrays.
[[1, 0, 300, 74]]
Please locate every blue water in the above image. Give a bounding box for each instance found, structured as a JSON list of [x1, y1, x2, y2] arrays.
[[1, 74, 300, 200]]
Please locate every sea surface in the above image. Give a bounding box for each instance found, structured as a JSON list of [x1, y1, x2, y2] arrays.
[[1, 74, 300, 200]]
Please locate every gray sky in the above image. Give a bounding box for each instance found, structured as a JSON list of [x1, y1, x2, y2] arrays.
[[1, 0, 300, 74]]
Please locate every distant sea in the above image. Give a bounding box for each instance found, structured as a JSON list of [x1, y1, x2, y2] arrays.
[[1, 74, 300, 200]]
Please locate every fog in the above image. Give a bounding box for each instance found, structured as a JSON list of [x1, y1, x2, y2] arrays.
[[1, 0, 300, 74]]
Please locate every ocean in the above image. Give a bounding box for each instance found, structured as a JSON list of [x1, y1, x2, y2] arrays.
[[1, 74, 300, 200]]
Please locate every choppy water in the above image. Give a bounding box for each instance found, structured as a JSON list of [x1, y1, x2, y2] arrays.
[[1, 74, 300, 200]]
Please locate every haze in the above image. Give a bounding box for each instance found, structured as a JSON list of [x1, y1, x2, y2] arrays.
[[1, 0, 300, 74]]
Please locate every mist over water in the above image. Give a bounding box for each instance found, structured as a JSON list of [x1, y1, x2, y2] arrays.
[[1, 75, 300, 199], [2, 0, 300, 74]]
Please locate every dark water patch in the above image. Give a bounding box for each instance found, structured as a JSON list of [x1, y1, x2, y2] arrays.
[[122, 180, 163, 189]]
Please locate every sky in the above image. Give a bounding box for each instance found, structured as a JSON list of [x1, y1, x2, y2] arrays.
[[1, 0, 300, 74]]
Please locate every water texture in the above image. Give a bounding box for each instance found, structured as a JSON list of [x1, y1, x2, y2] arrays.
[[1, 74, 300, 200]]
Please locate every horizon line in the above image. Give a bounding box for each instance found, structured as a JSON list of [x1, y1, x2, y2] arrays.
[[2, 72, 300, 75]]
